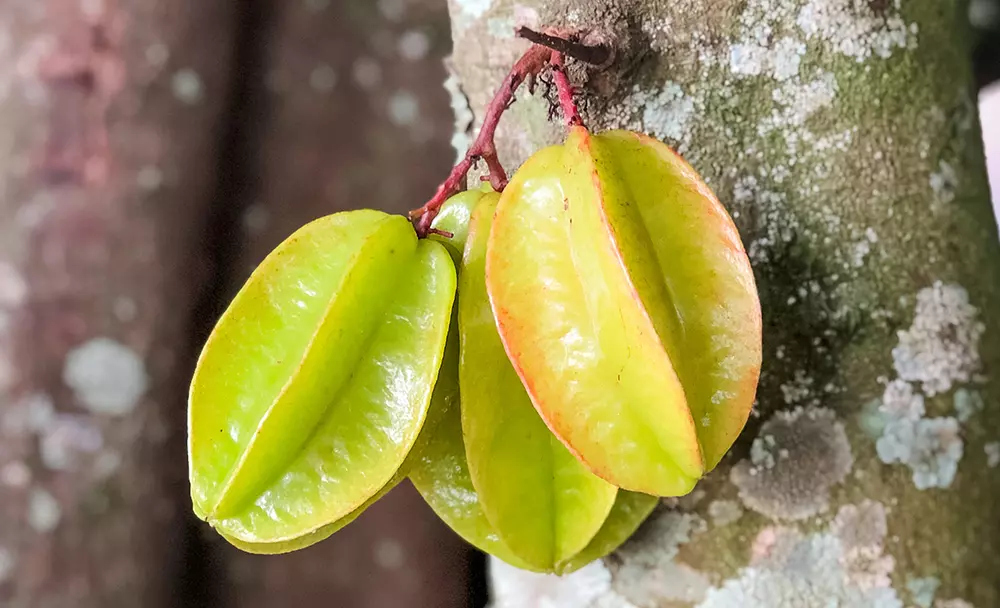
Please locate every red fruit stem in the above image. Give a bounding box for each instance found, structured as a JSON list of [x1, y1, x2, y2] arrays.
[[408, 44, 552, 236], [551, 53, 584, 128], [408, 27, 605, 237]]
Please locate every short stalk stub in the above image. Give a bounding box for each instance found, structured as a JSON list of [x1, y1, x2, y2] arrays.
[[409, 28, 604, 235]]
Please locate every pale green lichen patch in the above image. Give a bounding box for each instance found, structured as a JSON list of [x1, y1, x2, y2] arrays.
[[487, 558, 627, 607], [608, 511, 712, 606], [707, 500, 744, 527], [795, 0, 916, 61], [779, 370, 816, 406], [729, 38, 805, 81], [869, 282, 985, 490], [907, 576, 942, 608], [829, 500, 889, 556], [930, 160, 959, 206], [621, 82, 696, 147], [726, 0, 807, 82], [984, 442, 1000, 468], [731, 407, 853, 521], [697, 502, 900, 607], [891, 283, 985, 397], [953, 389, 984, 424], [874, 379, 964, 490]]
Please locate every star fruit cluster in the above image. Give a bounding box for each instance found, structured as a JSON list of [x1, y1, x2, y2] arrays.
[[187, 34, 762, 574]]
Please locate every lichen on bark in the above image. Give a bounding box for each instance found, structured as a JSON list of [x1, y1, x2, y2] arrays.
[[446, 0, 1000, 606]]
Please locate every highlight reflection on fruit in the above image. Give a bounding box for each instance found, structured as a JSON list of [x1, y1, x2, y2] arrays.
[[411, 190, 658, 574], [487, 126, 762, 496], [186, 25, 761, 570], [188, 210, 455, 549]]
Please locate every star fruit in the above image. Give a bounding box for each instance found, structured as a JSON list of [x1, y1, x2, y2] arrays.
[[410, 188, 658, 574], [486, 126, 762, 496], [188, 209, 456, 550]]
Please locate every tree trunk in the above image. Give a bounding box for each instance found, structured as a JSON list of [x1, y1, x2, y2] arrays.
[[445, 1, 1000, 607]]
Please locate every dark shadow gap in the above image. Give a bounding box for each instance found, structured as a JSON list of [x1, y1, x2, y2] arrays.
[[974, 32, 1000, 89], [173, 0, 275, 606], [468, 549, 490, 608]]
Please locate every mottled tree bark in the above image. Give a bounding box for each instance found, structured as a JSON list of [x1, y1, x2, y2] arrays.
[[445, 1, 1000, 607], [0, 1, 236, 607], [202, 1, 479, 607]]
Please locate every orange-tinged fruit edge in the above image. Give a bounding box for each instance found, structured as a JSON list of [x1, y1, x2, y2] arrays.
[[460, 193, 618, 569], [213, 239, 455, 543], [601, 129, 761, 471], [485, 131, 704, 496], [187, 209, 398, 520], [575, 125, 704, 477]]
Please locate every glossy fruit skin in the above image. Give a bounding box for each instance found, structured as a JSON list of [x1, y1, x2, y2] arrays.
[[225, 341, 459, 555], [408, 328, 538, 571], [427, 185, 489, 264], [188, 209, 456, 547], [555, 490, 657, 574], [412, 189, 538, 569], [487, 127, 761, 496], [411, 191, 657, 573], [409, 368, 656, 574], [217, 479, 394, 554], [460, 194, 618, 570]]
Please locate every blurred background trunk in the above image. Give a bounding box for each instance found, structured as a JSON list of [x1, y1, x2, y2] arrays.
[[0, 0, 996, 607], [0, 2, 237, 606]]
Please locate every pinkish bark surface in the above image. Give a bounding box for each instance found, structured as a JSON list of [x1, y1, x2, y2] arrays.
[[0, 1, 236, 606]]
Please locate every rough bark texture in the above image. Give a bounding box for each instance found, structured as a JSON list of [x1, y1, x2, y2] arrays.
[[0, 1, 236, 607], [445, 1, 1000, 607], [198, 1, 480, 607]]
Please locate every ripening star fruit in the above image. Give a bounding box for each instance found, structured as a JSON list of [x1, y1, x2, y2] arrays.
[[487, 126, 762, 496], [410, 188, 658, 574], [188, 210, 456, 550], [410, 188, 535, 569], [461, 190, 617, 571]]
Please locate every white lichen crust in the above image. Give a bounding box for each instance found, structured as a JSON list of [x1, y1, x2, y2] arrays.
[[62, 337, 148, 416], [872, 282, 983, 490], [892, 282, 984, 397]]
